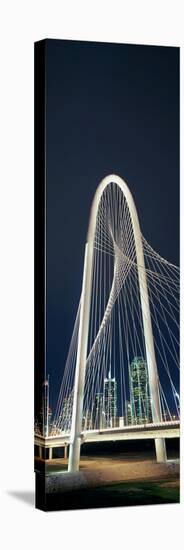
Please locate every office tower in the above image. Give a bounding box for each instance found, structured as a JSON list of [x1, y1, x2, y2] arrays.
[[93, 393, 104, 429], [60, 390, 74, 432], [129, 356, 152, 424], [104, 371, 117, 428]]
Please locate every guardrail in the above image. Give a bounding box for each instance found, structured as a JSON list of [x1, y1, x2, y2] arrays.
[[34, 420, 180, 440]]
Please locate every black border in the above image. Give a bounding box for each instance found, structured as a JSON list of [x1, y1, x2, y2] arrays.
[[34, 39, 47, 510]]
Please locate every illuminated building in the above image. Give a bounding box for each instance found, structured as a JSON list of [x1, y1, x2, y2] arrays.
[[82, 409, 93, 430], [129, 356, 152, 424], [93, 393, 104, 429], [60, 390, 74, 432], [104, 371, 117, 427]]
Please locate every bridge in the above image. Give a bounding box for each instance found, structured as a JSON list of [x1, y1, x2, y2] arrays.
[[35, 420, 180, 462], [35, 175, 180, 472]]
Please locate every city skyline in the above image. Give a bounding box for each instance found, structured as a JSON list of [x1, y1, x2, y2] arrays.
[[35, 352, 179, 438]]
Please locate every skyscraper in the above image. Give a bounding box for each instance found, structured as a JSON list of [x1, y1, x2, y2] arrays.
[[129, 356, 152, 424], [104, 371, 117, 428], [82, 409, 93, 431], [59, 390, 74, 432], [125, 400, 132, 425], [93, 393, 104, 429]]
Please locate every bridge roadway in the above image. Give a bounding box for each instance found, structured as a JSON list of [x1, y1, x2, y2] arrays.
[[35, 420, 180, 451]]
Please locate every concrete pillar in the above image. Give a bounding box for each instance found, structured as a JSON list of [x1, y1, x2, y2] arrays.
[[49, 447, 52, 460], [39, 446, 42, 459], [64, 445, 68, 459], [155, 438, 167, 462], [68, 243, 94, 472]]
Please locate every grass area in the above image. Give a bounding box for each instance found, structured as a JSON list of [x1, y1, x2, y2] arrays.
[[41, 479, 179, 512], [102, 480, 179, 503]]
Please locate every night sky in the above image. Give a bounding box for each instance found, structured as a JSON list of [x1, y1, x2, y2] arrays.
[[45, 39, 179, 414]]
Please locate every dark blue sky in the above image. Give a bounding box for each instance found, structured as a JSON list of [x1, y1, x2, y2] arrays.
[[44, 39, 179, 413]]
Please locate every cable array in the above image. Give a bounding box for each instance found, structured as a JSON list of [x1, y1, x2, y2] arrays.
[[53, 183, 179, 434]]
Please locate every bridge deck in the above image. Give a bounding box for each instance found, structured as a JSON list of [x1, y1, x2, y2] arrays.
[[34, 421, 180, 448]]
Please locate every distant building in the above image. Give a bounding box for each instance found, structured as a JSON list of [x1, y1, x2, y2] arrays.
[[59, 390, 74, 432], [82, 409, 93, 431], [93, 393, 104, 429], [129, 357, 152, 424], [37, 406, 52, 436], [125, 400, 132, 425], [34, 377, 52, 436], [119, 416, 125, 427], [104, 371, 117, 428], [111, 416, 124, 428]]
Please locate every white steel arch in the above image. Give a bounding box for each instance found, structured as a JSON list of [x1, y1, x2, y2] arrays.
[[68, 174, 166, 472]]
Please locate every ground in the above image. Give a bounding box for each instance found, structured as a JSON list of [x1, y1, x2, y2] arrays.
[[35, 445, 180, 511]]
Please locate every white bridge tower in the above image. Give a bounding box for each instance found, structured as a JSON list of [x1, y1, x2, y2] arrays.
[[68, 174, 166, 472]]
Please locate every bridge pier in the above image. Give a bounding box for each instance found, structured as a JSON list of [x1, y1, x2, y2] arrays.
[[155, 438, 167, 463], [69, 437, 81, 472], [49, 447, 52, 460]]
